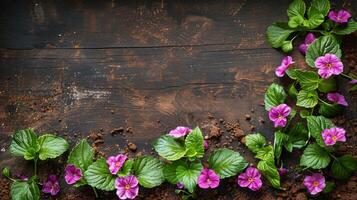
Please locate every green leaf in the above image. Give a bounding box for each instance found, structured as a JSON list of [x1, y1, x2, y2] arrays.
[[323, 181, 335, 193], [286, 69, 298, 80], [266, 23, 295, 48], [118, 159, 134, 177], [300, 110, 310, 118], [84, 158, 116, 191], [153, 135, 187, 161], [68, 139, 94, 172], [288, 16, 304, 28], [274, 131, 285, 161], [132, 156, 164, 188], [287, 0, 306, 18], [257, 159, 280, 189], [255, 146, 274, 161], [185, 127, 204, 159], [10, 129, 39, 160], [306, 35, 342, 68], [2, 167, 10, 178], [244, 133, 267, 153], [332, 20, 357, 35], [311, 0, 330, 16], [281, 40, 293, 52], [285, 122, 309, 151], [297, 90, 318, 108], [288, 83, 298, 99], [318, 101, 344, 118], [37, 134, 68, 160], [208, 148, 248, 179], [163, 160, 185, 184], [300, 143, 331, 169], [303, 6, 324, 29], [318, 77, 337, 93], [264, 83, 287, 111], [176, 162, 203, 193], [11, 179, 40, 200], [331, 154, 357, 180], [307, 116, 334, 147], [294, 70, 321, 91]]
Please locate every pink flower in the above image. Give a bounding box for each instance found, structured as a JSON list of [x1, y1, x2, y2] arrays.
[[350, 80, 357, 84], [321, 127, 346, 146], [328, 10, 352, 23], [15, 173, 28, 181], [237, 167, 262, 191], [176, 182, 184, 189], [278, 167, 288, 176], [107, 154, 127, 175], [204, 140, 209, 150], [303, 173, 326, 195], [42, 175, 60, 196], [268, 104, 291, 128], [65, 165, 82, 185], [327, 92, 348, 106], [115, 175, 139, 200], [167, 126, 192, 138], [315, 54, 344, 79], [299, 33, 316, 55], [275, 56, 294, 77], [197, 169, 220, 189]]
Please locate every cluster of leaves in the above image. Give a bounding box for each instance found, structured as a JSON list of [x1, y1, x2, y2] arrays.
[[4, 129, 69, 200], [154, 127, 248, 198], [67, 139, 164, 191], [267, 0, 357, 53]]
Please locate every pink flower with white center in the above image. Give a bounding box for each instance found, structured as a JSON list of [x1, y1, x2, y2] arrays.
[[275, 56, 294, 77], [42, 175, 60, 196], [327, 92, 348, 106], [237, 167, 262, 191], [65, 165, 82, 185], [321, 127, 346, 146], [299, 33, 316, 55], [106, 154, 127, 175], [328, 10, 352, 23], [303, 173, 326, 195], [268, 104, 291, 128], [115, 175, 139, 200], [197, 169, 220, 189], [167, 126, 192, 138], [315, 54, 344, 79]]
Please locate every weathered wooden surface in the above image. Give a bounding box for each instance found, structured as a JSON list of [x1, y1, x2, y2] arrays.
[[0, 0, 356, 199]]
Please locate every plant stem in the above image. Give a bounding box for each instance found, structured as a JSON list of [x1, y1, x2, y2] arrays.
[[340, 73, 354, 80], [92, 187, 99, 198], [34, 157, 38, 176], [328, 152, 338, 161], [318, 97, 329, 105]]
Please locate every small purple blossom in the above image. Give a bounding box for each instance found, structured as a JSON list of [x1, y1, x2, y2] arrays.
[[176, 182, 184, 189], [315, 54, 344, 79], [15, 174, 28, 181], [268, 104, 291, 128], [275, 56, 294, 77], [237, 167, 262, 191], [322, 127, 346, 146], [328, 10, 352, 23], [303, 173, 326, 195], [299, 33, 316, 55], [278, 167, 288, 176], [327, 92, 348, 106], [204, 140, 209, 150], [115, 175, 139, 200], [65, 165, 82, 185], [42, 175, 60, 196], [350, 80, 357, 84], [167, 126, 192, 138], [107, 154, 127, 175], [197, 169, 220, 189]]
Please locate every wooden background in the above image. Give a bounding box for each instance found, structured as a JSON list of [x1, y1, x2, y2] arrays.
[[0, 0, 356, 199]]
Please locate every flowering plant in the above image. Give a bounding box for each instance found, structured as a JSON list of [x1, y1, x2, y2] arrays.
[[2, 129, 69, 200], [154, 126, 248, 199]]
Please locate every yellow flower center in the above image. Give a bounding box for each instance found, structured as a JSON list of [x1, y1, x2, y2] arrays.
[[248, 178, 254, 183], [125, 184, 131, 190], [326, 63, 332, 69], [206, 178, 211, 183], [332, 136, 337, 141], [313, 181, 319, 187], [115, 162, 121, 167]]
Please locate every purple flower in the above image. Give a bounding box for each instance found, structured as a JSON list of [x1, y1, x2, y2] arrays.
[[328, 10, 352, 23], [237, 167, 262, 191], [322, 127, 346, 146], [315, 54, 344, 79], [278, 167, 288, 176], [107, 154, 127, 175], [327, 92, 348, 106], [204, 140, 209, 150], [268, 104, 291, 128], [350, 80, 357, 84], [197, 169, 220, 189], [115, 175, 139, 200], [15, 174, 28, 181], [167, 126, 192, 138], [176, 182, 184, 189], [65, 165, 82, 185], [275, 56, 294, 77], [42, 175, 60, 196], [299, 33, 316, 55], [303, 173, 326, 195]]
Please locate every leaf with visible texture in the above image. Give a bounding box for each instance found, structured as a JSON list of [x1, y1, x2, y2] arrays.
[[297, 90, 318, 108], [264, 83, 287, 111], [132, 156, 164, 188], [323, 181, 335, 193], [118, 159, 134, 177], [84, 158, 116, 191], [307, 116, 334, 147], [303, 6, 324, 29], [285, 122, 309, 151], [288, 83, 298, 99], [185, 127, 204, 159], [10, 129, 39, 160], [208, 148, 248, 179], [287, 0, 306, 18], [255, 146, 274, 161], [331, 154, 357, 180], [318, 101, 344, 118], [306, 36, 341, 68], [300, 143, 331, 169], [332, 20, 357, 35], [266, 23, 295, 48], [244, 133, 267, 153], [153, 135, 187, 161], [68, 139, 94, 172], [311, 0, 330, 16], [11, 178, 40, 200], [257, 159, 280, 189], [163, 160, 185, 184], [176, 162, 203, 193], [38, 134, 69, 160], [318, 78, 337, 93], [294, 70, 321, 91], [274, 131, 286, 161]]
